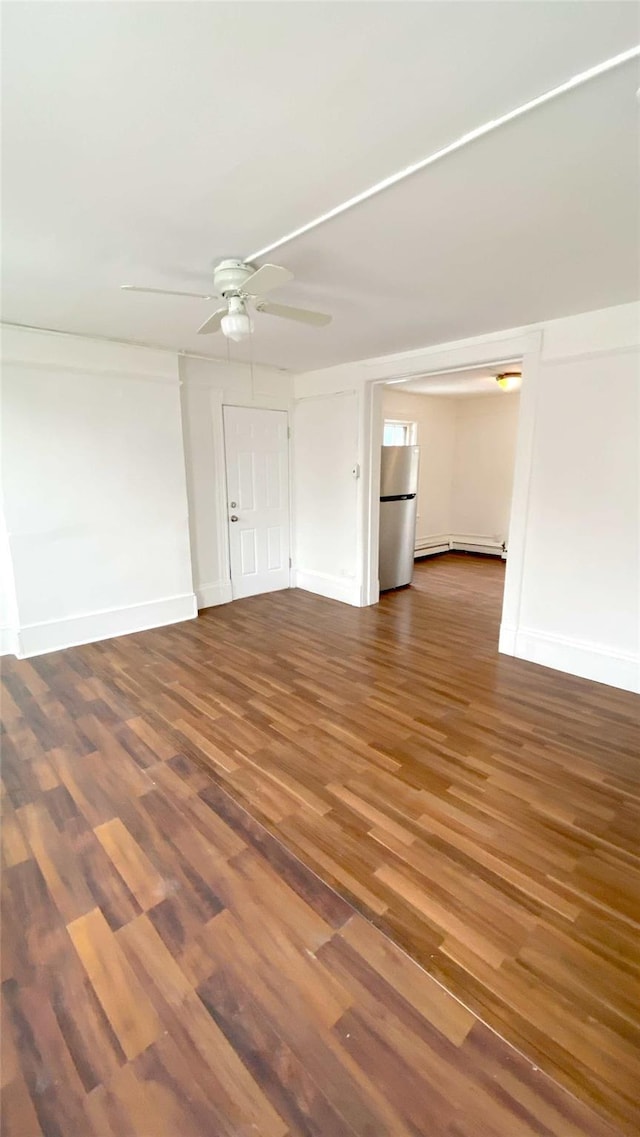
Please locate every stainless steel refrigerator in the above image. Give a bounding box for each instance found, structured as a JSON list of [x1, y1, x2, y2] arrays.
[[379, 445, 420, 590]]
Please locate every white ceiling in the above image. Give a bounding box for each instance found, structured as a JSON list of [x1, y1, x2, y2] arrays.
[[2, 3, 639, 372], [389, 366, 522, 398]]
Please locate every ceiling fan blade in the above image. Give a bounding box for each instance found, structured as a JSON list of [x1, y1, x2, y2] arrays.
[[197, 307, 227, 335], [242, 263, 293, 299], [121, 285, 216, 300], [255, 300, 331, 327]]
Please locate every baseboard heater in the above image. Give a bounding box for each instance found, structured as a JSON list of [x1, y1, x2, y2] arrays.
[[414, 537, 450, 557], [415, 535, 507, 559]]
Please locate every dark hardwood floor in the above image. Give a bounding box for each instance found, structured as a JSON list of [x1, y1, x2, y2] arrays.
[[2, 554, 639, 1135]]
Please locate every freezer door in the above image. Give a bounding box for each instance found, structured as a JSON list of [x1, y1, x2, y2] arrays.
[[380, 445, 420, 498], [379, 496, 418, 590]]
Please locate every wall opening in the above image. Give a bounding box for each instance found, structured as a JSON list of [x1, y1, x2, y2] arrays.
[[367, 355, 526, 648]]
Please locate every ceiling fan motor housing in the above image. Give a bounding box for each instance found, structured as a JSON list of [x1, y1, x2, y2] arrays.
[[214, 258, 254, 297]]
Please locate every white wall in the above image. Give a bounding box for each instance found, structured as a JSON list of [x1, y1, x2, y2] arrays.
[[450, 393, 520, 549], [501, 332, 639, 691], [179, 354, 292, 609], [1, 326, 196, 656], [293, 391, 360, 604], [0, 509, 19, 657]]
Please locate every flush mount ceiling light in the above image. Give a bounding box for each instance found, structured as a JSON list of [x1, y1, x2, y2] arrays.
[[495, 372, 522, 392]]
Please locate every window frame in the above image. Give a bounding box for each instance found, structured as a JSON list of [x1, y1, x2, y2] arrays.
[[382, 419, 418, 446]]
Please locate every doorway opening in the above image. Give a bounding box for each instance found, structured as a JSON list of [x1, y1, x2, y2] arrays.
[[375, 360, 523, 640]]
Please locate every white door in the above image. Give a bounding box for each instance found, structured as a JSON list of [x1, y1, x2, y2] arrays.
[[223, 406, 291, 600]]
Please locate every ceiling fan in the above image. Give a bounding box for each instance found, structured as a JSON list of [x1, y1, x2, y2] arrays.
[[121, 259, 331, 341]]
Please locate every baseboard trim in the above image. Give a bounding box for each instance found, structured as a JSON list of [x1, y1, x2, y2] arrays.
[[500, 622, 639, 693], [294, 569, 361, 607], [16, 593, 198, 659], [498, 623, 517, 655], [195, 580, 233, 610]]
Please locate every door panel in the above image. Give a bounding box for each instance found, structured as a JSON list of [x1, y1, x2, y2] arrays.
[[223, 406, 290, 599], [267, 527, 282, 570], [240, 528, 258, 576]]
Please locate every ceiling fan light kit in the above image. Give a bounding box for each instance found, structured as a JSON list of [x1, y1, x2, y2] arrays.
[[121, 257, 331, 341], [221, 296, 253, 342]]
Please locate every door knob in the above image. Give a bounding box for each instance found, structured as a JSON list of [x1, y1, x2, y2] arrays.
[[230, 515, 239, 522]]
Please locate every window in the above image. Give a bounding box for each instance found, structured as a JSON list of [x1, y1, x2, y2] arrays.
[[383, 419, 417, 446]]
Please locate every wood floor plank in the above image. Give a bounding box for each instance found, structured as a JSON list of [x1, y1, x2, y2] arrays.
[[94, 817, 167, 911], [338, 914, 476, 1048], [116, 912, 193, 1006], [83, 1052, 234, 1137], [199, 965, 358, 1137], [17, 800, 95, 924], [1, 1071, 45, 1137], [2, 978, 88, 1137], [0, 800, 31, 868], [2, 554, 638, 1135], [67, 907, 162, 1060], [199, 910, 417, 1137], [67, 822, 142, 932]]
